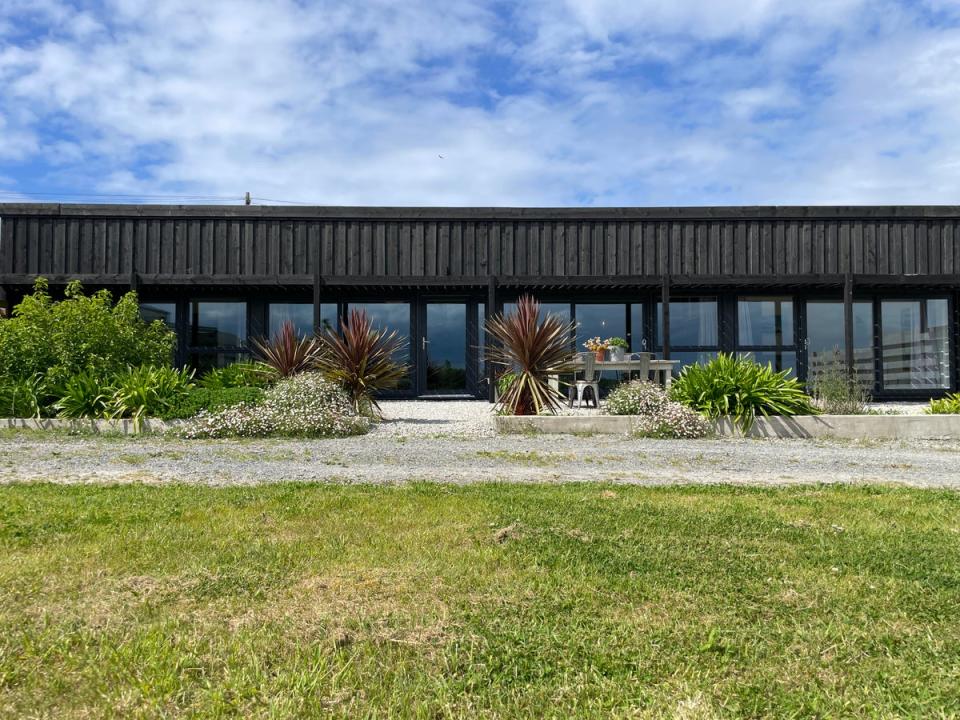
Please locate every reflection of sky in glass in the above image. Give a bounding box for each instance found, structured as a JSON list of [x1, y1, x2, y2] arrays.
[[193, 302, 246, 347], [427, 304, 465, 367], [807, 302, 873, 356], [575, 304, 625, 349], [141, 303, 175, 327], [630, 304, 644, 351], [503, 302, 570, 322], [351, 302, 411, 388], [737, 299, 793, 346], [655, 300, 718, 347], [269, 303, 314, 337]]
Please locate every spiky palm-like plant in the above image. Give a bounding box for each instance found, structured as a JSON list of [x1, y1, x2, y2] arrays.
[[251, 320, 322, 377], [485, 295, 576, 415], [313, 309, 409, 417]]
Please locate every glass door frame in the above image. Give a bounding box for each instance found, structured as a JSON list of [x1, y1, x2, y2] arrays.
[[416, 295, 485, 398]]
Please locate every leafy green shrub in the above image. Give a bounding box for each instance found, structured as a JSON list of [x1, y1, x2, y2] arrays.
[[927, 393, 960, 415], [0, 374, 51, 418], [108, 366, 195, 428], [184, 372, 369, 439], [808, 349, 871, 414], [51, 365, 195, 430], [606, 337, 628, 349], [670, 353, 818, 432], [606, 380, 710, 439], [52, 370, 110, 419], [0, 279, 175, 386], [160, 386, 265, 420], [198, 361, 276, 390]]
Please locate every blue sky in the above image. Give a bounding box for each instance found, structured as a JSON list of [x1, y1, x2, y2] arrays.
[[1, 0, 959, 206]]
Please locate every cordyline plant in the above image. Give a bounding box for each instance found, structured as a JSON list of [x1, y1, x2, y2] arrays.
[[313, 308, 409, 417], [486, 295, 576, 415], [251, 320, 323, 377]]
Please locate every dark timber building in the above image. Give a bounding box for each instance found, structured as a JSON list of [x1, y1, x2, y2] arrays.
[[1, 203, 958, 401]]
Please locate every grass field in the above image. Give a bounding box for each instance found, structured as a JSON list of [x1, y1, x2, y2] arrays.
[[1, 482, 958, 718]]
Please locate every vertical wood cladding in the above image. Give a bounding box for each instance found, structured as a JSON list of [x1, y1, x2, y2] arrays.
[[3, 211, 960, 280]]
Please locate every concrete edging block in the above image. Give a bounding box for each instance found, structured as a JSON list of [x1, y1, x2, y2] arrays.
[[495, 413, 960, 439], [1, 418, 185, 434]]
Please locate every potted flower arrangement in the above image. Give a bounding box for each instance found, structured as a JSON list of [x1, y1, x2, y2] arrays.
[[583, 336, 609, 362], [607, 337, 628, 362]]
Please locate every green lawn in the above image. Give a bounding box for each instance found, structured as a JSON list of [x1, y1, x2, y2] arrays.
[[1, 483, 958, 718]]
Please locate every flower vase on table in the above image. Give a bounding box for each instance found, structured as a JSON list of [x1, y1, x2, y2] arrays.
[[583, 337, 609, 363]]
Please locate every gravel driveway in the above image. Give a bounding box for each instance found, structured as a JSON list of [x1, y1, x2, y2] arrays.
[[1, 402, 959, 488]]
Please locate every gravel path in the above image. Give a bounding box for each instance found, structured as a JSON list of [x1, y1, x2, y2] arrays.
[[1, 402, 958, 488]]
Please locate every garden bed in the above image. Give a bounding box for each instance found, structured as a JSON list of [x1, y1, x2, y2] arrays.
[[496, 413, 960, 439]]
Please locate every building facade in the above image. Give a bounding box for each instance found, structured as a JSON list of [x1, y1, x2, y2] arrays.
[[1, 203, 958, 401]]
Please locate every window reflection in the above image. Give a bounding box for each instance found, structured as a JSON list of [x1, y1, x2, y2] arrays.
[[655, 299, 718, 348], [349, 302, 411, 389], [141, 303, 176, 328], [881, 299, 949, 389], [269, 303, 314, 337], [575, 304, 626, 350], [737, 298, 796, 374], [192, 302, 246, 348], [807, 301, 873, 381]]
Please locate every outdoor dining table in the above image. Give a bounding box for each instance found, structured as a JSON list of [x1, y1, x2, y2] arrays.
[[570, 356, 680, 387]]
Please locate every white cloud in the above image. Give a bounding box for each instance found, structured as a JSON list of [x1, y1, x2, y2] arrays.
[[0, 0, 959, 205]]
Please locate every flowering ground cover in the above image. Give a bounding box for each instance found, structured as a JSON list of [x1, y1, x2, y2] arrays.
[[0, 482, 957, 717]]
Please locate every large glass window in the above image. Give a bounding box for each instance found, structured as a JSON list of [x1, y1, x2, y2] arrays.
[[141, 302, 176, 328], [191, 302, 246, 348], [881, 299, 950, 389], [575, 304, 626, 351], [269, 303, 312, 337], [737, 297, 796, 374], [349, 302, 412, 389], [656, 299, 718, 348], [655, 299, 719, 371], [806, 301, 874, 382]]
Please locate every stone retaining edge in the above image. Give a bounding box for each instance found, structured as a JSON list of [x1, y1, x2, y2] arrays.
[[2, 418, 185, 434]]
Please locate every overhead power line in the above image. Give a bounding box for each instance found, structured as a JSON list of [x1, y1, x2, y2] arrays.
[[0, 189, 314, 205]]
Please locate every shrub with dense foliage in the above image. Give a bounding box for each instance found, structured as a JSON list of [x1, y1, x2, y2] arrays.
[[670, 354, 819, 432], [927, 393, 960, 415], [197, 361, 276, 390], [184, 372, 370, 438], [606, 379, 710, 439], [314, 309, 409, 417], [159, 386, 265, 420], [486, 295, 576, 416], [0, 279, 175, 387]]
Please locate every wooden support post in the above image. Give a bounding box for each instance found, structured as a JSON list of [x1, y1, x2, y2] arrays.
[[313, 233, 322, 335], [661, 274, 670, 360], [487, 276, 497, 403], [843, 272, 855, 376]]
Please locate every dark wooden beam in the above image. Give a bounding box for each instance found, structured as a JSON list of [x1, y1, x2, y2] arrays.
[[487, 276, 497, 403], [5, 203, 960, 222], [661, 274, 670, 360], [844, 272, 855, 375], [313, 236, 322, 335]]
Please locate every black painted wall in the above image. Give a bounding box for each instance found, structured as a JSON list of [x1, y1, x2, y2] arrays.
[[3, 204, 960, 285]]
